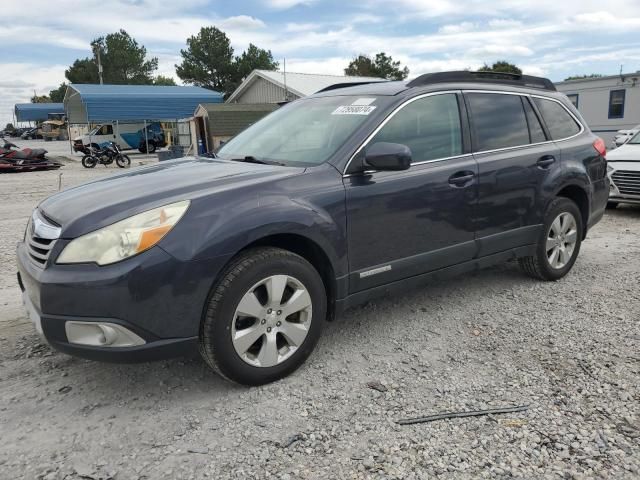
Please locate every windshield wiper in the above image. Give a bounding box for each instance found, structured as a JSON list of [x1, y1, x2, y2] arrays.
[[230, 156, 285, 166]]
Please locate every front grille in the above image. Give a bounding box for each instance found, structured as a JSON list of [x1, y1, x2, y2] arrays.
[[25, 212, 60, 267], [612, 170, 640, 196]]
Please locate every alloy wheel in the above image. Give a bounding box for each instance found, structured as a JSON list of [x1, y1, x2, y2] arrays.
[[546, 212, 578, 269], [231, 275, 313, 367]]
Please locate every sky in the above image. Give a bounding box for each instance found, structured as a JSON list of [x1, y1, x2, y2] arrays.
[[3, 0, 640, 127]]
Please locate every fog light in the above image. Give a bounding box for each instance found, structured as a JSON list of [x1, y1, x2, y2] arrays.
[[65, 321, 146, 347]]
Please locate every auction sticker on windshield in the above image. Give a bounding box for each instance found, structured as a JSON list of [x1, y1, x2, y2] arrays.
[[332, 98, 377, 115]]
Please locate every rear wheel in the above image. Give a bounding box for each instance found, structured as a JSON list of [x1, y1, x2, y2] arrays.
[[519, 197, 583, 281], [81, 155, 97, 168], [116, 154, 131, 168], [199, 247, 326, 385]]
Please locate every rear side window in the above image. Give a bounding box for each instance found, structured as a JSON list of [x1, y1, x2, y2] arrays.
[[370, 93, 462, 163], [523, 98, 547, 143], [533, 97, 581, 140], [467, 93, 529, 151]]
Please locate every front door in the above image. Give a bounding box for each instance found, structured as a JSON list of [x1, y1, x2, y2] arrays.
[[344, 92, 478, 292]]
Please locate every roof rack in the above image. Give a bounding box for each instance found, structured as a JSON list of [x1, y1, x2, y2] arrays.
[[315, 81, 387, 93], [406, 71, 556, 92]]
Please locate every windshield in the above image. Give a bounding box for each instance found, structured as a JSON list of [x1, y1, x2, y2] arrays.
[[89, 125, 101, 136], [217, 95, 391, 166], [628, 131, 640, 144]]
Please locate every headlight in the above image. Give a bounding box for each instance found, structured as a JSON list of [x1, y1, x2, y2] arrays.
[[57, 200, 190, 265]]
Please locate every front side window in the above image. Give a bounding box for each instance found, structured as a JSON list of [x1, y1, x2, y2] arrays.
[[217, 95, 394, 166], [467, 93, 529, 151], [99, 125, 113, 135], [369, 93, 463, 163], [533, 97, 581, 140], [609, 89, 625, 119]]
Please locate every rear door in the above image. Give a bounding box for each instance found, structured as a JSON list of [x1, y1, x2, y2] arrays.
[[465, 91, 560, 256], [344, 92, 478, 292]]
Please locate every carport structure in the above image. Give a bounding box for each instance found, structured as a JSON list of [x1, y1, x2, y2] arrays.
[[63, 84, 223, 153], [14, 103, 65, 123]]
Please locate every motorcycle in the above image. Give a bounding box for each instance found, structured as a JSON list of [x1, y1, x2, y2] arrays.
[[82, 142, 131, 169], [0, 142, 61, 172]]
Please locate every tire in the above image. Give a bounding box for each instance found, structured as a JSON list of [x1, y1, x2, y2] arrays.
[[81, 155, 97, 168], [199, 247, 326, 386], [116, 154, 131, 168], [138, 142, 156, 153], [606, 201, 618, 209], [519, 197, 583, 281]]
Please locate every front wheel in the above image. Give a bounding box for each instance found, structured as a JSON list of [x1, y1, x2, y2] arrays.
[[519, 197, 583, 281], [116, 154, 131, 168], [199, 247, 326, 385], [81, 155, 97, 168]]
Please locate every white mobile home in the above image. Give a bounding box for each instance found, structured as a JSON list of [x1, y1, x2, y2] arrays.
[[555, 72, 640, 145]]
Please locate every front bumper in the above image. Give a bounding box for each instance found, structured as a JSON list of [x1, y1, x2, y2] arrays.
[[16, 241, 230, 363]]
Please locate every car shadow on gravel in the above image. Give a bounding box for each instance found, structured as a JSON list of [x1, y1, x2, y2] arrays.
[[606, 204, 640, 218]]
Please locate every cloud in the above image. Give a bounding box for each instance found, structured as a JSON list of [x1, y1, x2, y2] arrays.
[[0, 63, 67, 126], [438, 22, 476, 34], [220, 15, 266, 30], [264, 0, 315, 9]]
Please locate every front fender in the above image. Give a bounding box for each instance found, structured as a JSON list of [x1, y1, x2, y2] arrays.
[[159, 165, 348, 278]]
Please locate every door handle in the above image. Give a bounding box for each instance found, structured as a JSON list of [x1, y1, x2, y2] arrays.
[[537, 155, 556, 169], [448, 171, 475, 187]]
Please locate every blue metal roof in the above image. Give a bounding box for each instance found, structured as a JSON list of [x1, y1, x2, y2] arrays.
[[15, 103, 65, 122], [65, 84, 224, 122]]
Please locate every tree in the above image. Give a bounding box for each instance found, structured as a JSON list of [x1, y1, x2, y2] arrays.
[[176, 27, 278, 96], [65, 58, 100, 84], [49, 83, 68, 102], [153, 75, 177, 86], [344, 52, 409, 80], [176, 26, 235, 93], [231, 43, 278, 87], [478, 61, 522, 75], [65, 30, 158, 85], [31, 94, 51, 103], [564, 74, 603, 81]]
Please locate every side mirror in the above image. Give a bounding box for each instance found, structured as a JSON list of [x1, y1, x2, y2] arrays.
[[363, 142, 412, 171]]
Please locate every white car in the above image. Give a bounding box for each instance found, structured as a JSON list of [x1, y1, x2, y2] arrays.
[[613, 124, 640, 147], [607, 132, 640, 207]]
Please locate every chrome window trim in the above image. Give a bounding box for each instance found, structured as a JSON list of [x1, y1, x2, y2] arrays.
[[342, 90, 462, 176], [342, 89, 586, 176], [463, 90, 585, 155]]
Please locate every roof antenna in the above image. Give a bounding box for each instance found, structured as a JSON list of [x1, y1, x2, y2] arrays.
[[283, 58, 289, 102]]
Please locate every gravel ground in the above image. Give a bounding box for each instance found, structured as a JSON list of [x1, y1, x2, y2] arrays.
[[0, 161, 639, 480]]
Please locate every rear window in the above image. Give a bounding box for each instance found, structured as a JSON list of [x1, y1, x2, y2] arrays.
[[467, 93, 530, 151], [533, 97, 581, 140]]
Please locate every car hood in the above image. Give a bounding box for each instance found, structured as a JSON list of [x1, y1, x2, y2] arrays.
[[39, 156, 305, 237], [607, 144, 640, 162]]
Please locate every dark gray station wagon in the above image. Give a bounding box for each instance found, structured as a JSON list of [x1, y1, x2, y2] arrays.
[[17, 71, 609, 385]]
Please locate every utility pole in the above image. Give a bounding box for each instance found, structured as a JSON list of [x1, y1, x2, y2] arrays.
[[94, 43, 104, 85], [283, 58, 288, 102]]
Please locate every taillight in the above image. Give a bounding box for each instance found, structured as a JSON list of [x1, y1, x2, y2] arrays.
[[593, 138, 606, 157]]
